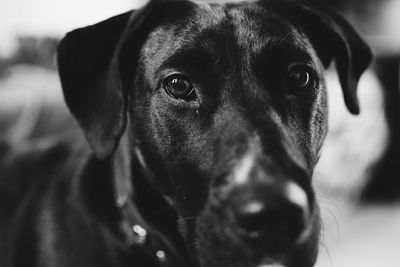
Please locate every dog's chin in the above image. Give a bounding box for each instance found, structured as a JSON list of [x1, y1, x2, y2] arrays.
[[193, 230, 319, 267], [191, 205, 320, 267]]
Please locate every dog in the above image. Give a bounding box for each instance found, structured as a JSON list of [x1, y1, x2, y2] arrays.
[[0, 0, 372, 266]]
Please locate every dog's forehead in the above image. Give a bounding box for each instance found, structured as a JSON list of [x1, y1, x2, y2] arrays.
[[223, 2, 311, 53], [140, 1, 318, 75]]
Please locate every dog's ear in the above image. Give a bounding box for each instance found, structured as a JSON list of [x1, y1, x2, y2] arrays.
[[58, 1, 193, 158], [289, 1, 373, 114], [57, 12, 131, 159]]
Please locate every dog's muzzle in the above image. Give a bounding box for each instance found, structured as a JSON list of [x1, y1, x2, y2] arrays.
[[205, 154, 315, 266]]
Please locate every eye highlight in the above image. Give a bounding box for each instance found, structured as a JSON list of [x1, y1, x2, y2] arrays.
[[163, 74, 194, 100], [287, 66, 313, 92]]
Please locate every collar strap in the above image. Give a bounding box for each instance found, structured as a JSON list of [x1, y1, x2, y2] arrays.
[[113, 146, 188, 267]]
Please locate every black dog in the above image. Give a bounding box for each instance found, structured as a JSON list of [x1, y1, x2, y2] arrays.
[[0, 0, 371, 266]]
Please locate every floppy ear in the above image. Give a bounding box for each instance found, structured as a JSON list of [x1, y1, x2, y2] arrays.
[[57, 12, 132, 159], [58, 0, 194, 159], [286, 0, 373, 114]]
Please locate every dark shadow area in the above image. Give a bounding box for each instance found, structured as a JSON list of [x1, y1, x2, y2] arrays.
[[362, 57, 400, 202]]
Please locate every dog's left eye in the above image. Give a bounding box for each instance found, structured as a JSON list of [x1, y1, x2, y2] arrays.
[[287, 67, 312, 91], [163, 74, 194, 100]]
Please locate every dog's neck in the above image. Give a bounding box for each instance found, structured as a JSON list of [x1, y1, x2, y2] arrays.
[[110, 136, 189, 267]]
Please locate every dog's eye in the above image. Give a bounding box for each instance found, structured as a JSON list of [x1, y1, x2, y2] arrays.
[[163, 74, 194, 100], [287, 67, 312, 91]]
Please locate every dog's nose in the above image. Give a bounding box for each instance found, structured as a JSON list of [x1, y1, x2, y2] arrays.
[[228, 181, 309, 245]]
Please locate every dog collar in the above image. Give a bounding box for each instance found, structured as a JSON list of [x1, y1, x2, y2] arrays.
[[115, 194, 187, 267], [113, 146, 188, 267]]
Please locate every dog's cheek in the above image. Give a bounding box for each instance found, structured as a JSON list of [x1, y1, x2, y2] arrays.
[[309, 85, 328, 164], [146, 93, 216, 203], [147, 91, 215, 165], [148, 93, 197, 159], [285, 79, 328, 169], [300, 77, 328, 167]]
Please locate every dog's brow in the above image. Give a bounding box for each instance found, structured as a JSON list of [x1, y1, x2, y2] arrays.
[[158, 46, 217, 73], [258, 40, 314, 62]]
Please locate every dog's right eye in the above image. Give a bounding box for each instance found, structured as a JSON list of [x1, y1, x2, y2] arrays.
[[163, 74, 195, 100]]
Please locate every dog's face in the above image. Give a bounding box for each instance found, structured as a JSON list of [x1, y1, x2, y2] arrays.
[[133, 3, 325, 266], [58, 1, 372, 267]]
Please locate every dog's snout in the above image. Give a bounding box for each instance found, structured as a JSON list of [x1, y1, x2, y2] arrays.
[[228, 181, 309, 246]]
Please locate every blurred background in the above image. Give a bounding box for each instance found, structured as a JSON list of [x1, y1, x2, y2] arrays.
[[0, 0, 399, 266]]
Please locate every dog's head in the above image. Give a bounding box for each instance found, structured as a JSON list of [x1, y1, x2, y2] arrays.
[[58, 0, 371, 266]]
